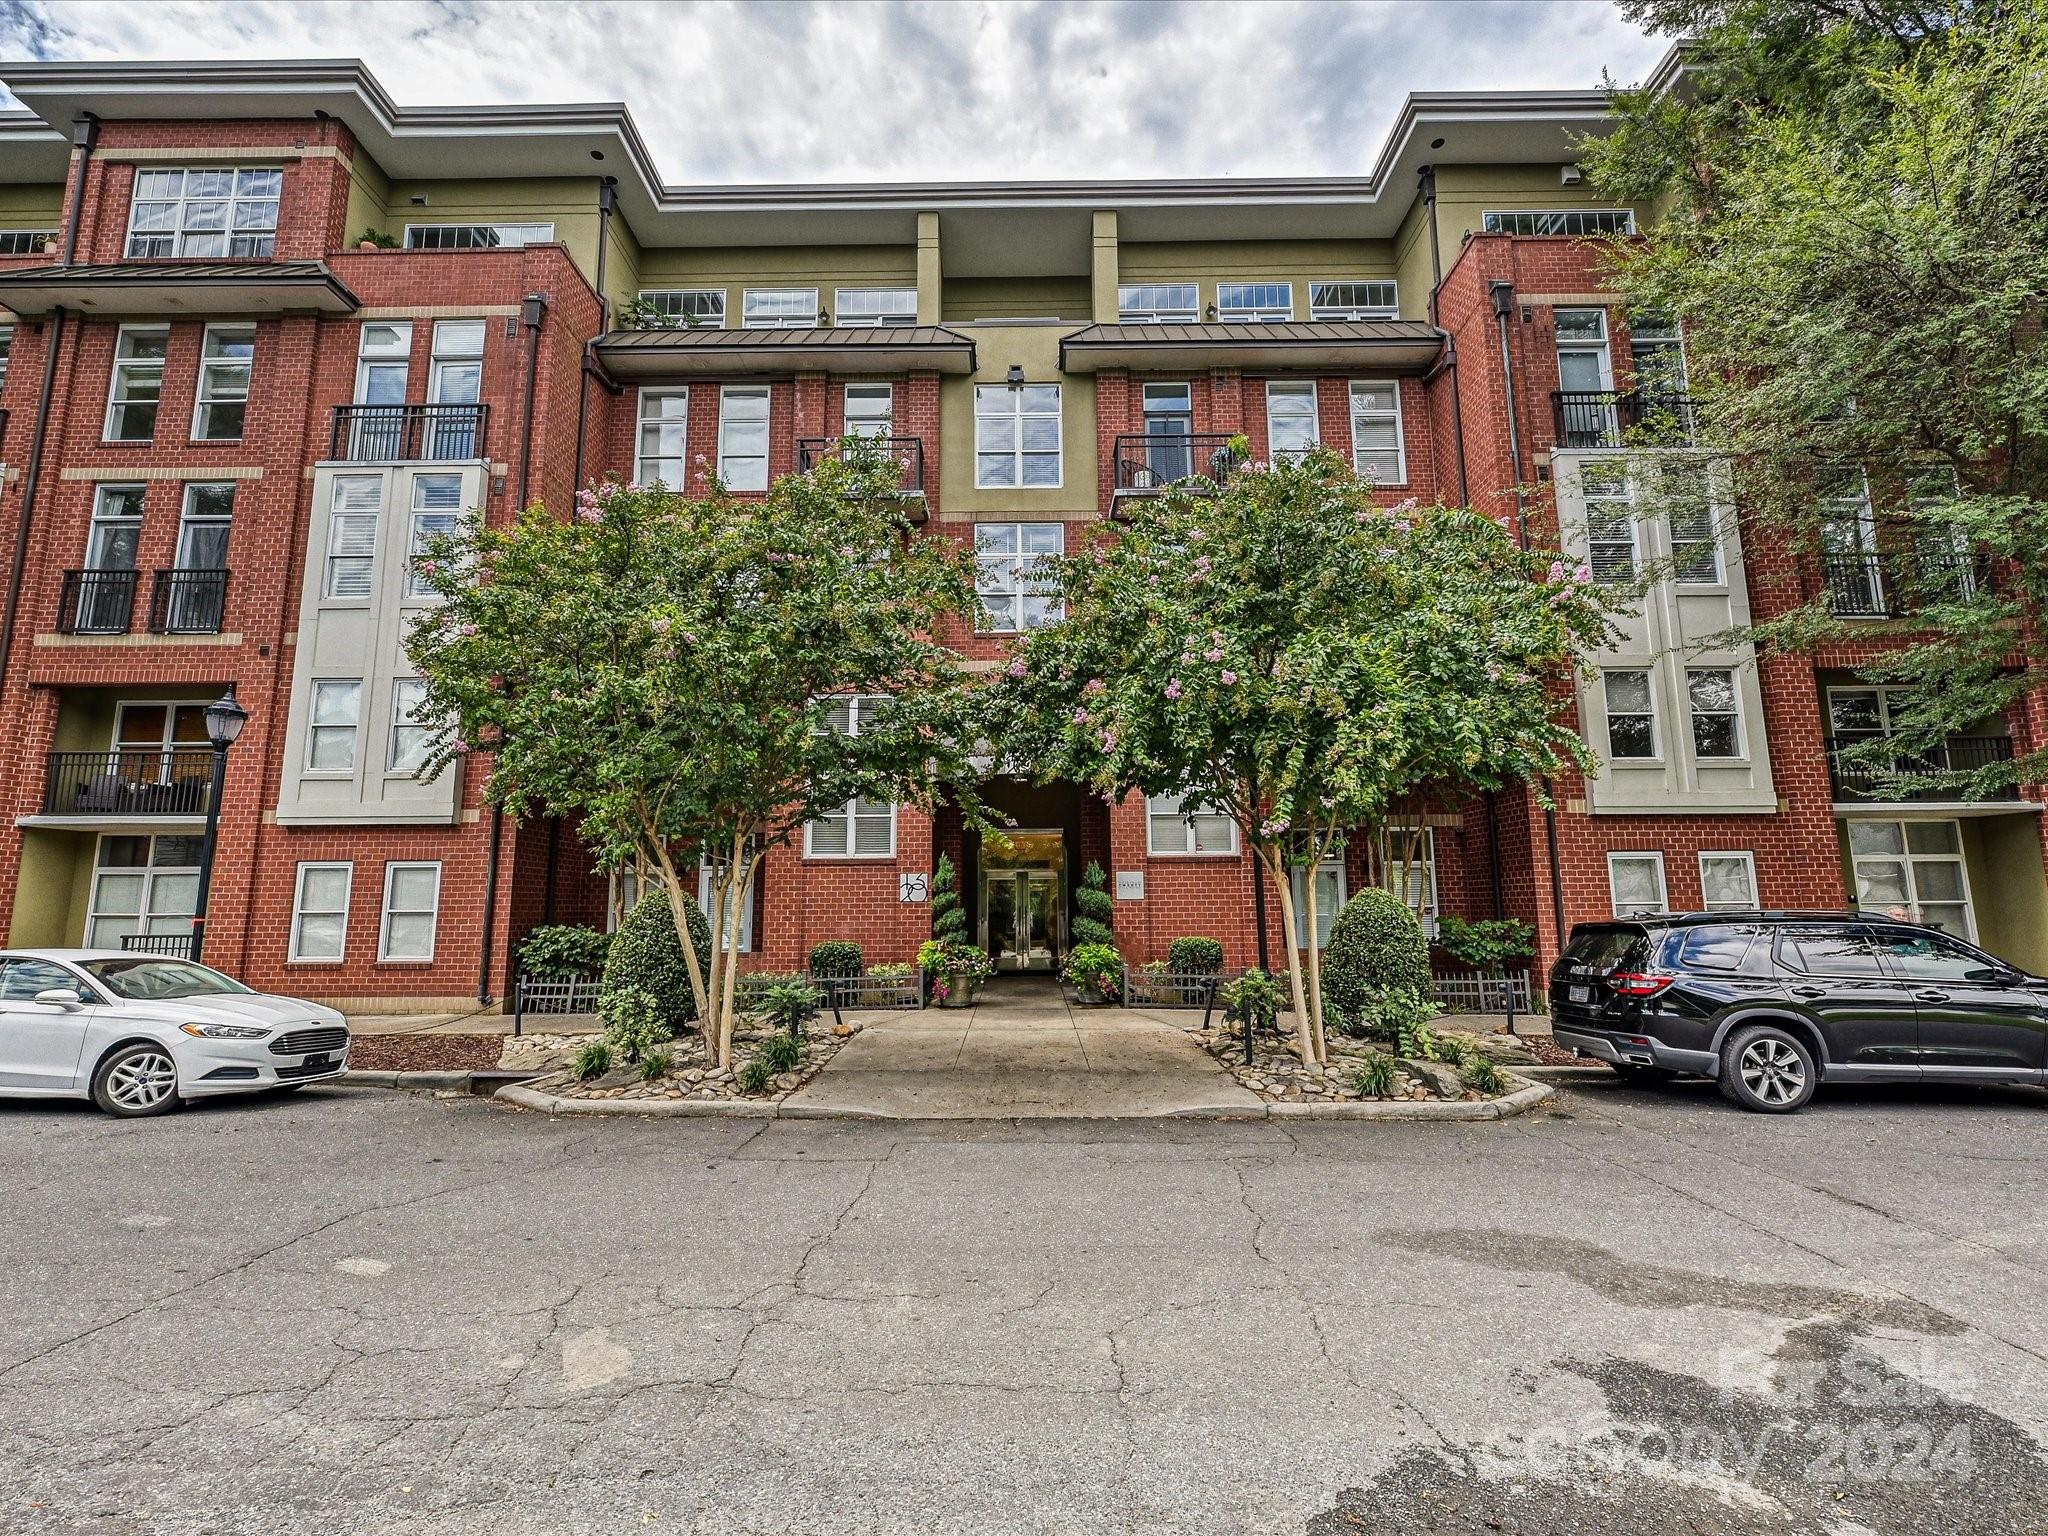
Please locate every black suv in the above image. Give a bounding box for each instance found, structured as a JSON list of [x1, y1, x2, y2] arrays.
[[1548, 912, 2048, 1112]]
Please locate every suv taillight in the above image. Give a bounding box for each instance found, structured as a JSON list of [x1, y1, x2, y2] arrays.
[[1608, 973, 1672, 998]]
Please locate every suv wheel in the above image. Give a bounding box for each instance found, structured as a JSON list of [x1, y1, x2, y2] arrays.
[[1719, 1025, 1816, 1114], [91, 1042, 182, 1118]]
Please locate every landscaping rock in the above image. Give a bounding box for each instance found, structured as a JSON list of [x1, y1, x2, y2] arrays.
[[1402, 1059, 1465, 1099]]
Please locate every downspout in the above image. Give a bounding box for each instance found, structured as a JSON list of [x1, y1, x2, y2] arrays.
[[0, 114, 97, 696], [571, 179, 616, 493], [477, 804, 505, 1006], [1419, 165, 1471, 509], [514, 292, 547, 508]]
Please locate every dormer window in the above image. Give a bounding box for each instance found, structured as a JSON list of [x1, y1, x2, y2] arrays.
[[126, 168, 281, 259]]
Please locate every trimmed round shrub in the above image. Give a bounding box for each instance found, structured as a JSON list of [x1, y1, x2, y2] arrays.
[[809, 940, 864, 978], [602, 890, 712, 1033], [931, 854, 968, 944], [1166, 936, 1225, 975], [601, 985, 673, 1063], [1321, 887, 1433, 1033], [517, 923, 611, 979], [1071, 860, 1115, 949]]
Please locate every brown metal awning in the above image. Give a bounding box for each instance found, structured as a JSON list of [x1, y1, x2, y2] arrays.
[[0, 260, 360, 317], [1060, 319, 1443, 373], [595, 324, 977, 379]]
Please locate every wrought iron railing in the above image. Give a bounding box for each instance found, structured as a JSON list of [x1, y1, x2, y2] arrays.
[[120, 932, 196, 959], [1431, 968, 1534, 1014], [1824, 735, 2017, 803], [148, 568, 230, 635], [1821, 550, 1991, 619], [42, 748, 217, 816], [1550, 390, 1695, 449], [328, 403, 489, 462], [1112, 433, 1242, 494], [1120, 966, 1241, 1009], [57, 569, 138, 635], [796, 436, 926, 496]]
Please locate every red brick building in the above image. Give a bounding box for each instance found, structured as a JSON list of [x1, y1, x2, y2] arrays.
[[0, 60, 2039, 1011]]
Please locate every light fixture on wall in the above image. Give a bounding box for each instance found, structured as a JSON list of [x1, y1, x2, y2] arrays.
[[1005, 365, 1024, 388], [1205, 302, 1217, 321], [818, 308, 831, 325]]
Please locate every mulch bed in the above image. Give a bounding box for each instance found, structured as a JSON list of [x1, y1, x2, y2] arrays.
[[1525, 1035, 1604, 1067], [347, 1033, 506, 1073]]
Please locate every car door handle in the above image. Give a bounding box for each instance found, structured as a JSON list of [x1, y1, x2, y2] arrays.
[[1791, 985, 1828, 998], [1913, 990, 1951, 1004]]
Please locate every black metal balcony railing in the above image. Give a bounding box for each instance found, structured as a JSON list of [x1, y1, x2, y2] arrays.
[[119, 932, 196, 959], [328, 403, 489, 462], [42, 748, 218, 817], [1824, 735, 2018, 803], [1822, 549, 1992, 619], [148, 569, 230, 635], [796, 435, 926, 497], [57, 569, 139, 635], [1112, 433, 1242, 494], [1551, 390, 1696, 449]]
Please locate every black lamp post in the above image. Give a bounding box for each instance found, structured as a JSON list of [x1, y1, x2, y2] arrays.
[[187, 685, 248, 964]]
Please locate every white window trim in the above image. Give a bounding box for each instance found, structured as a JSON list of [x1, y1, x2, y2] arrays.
[[1310, 280, 1399, 321], [1482, 209, 1637, 237], [1686, 667, 1746, 762], [305, 679, 362, 774], [387, 678, 432, 775], [843, 382, 893, 437], [1265, 380, 1319, 461], [353, 320, 412, 407], [973, 384, 1063, 490], [289, 861, 353, 964], [190, 323, 254, 441], [833, 287, 918, 326], [1697, 850, 1758, 913], [1846, 819, 1978, 941], [634, 388, 690, 485], [379, 861, 443, 962], [1117, 282, 1200, 322], [1602, 668, 1661, 763], [402, 222, 554, 250], [1607, 851, 1669, 917], [717, 384, 771, 490], [636, 288, 726, 326], [803, 802, 898, 860], [1290, 858, 1348, 950], [1145, 793, 1239, 856], [1582, 460, 1639, 583], [104, 325, 168, 443], [1348, 378, 1406, 486], [973, 521, 1064, 634], [125, 167, 281, 259], [1216, 281, 1295, 322], [696, 863, 756, 951], [1382, 825, 1439, 919], [742, 287, 821, 328]]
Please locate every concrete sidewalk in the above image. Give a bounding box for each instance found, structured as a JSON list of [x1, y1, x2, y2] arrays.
[[784, 976, 1262, 1119]]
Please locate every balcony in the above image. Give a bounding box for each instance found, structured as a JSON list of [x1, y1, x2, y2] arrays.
[[148, 569, 230, 635], [57, 569, 138, 635], [120, 933, 197, 959], [1111, 434, 1242, 497], [42, 748, 217, 818], [1825, 735, 2019, 804], [328, 403, 488, 462], [1551, 390, 1696, 449], [797, 435, 926, 510], [1823, 549, 1992, 619]]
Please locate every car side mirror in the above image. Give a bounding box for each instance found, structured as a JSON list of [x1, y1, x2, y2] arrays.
[[32, 987, 84, 1009]]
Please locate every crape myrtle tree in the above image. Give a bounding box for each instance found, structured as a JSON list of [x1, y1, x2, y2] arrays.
[[987, 448, 1615, 1064], [407, 447, 983, 1068], [1583, 0, 2048, 796]]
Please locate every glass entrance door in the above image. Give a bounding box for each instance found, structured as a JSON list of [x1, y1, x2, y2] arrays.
[[978, 830, 1066, 972]]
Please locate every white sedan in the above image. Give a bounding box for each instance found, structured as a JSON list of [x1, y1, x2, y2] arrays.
[[0, 950, 349, 1117]]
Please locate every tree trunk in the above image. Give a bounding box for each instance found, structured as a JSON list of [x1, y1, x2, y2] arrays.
[[647, 837, 712, 1025], [1266, 847, 1318, 1064], [714, 832, 749, 1070], [1301, 833, 1329, 1063]]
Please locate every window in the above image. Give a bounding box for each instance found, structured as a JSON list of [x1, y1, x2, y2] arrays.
[[717, 385, 770, 491], [696, 861, 755, 950], [742, 288, 819, 328], [1629, 314, 1687, 395], [636, 289, 725, 327], [1310, 281, 1398, 320], [1381, 826, 1439, 921], [429, 320, 484, 405], [974, 383, 1061, 488], [1554, 308, 1614, 395], [1676, 925, 1760, 971], [290, 863, 352, 962], [1781, 927, 1888, 977], [403, 223, 553, 249], [1822, 471, 1883, 614], [1665, 461, 1721, 585], [1846, 819, 1974, 939], [843, 383, 892, 439], [0, 323, 11, 391], [1118, 283, 1199, 322], [0, 958, 86, 1001], [379, 862, 442, 961], [0, 230, 53, 256], [1217, 282, 1292, 322], [835, 288, 917, 326], [191, 324, 254, 439], [86, 484, 145, 570], [1138, 382, 1195, 482], [388, 679, 434, 773], [636, 390, 689, 484], [1147, 793, 1237, 855], [406, 474, 464, 598], [1265, 381, 1319, 463], [306, 680, 362, 772], [1291, 860, 1347, 949], [1582, 460, 1636, 582], [126, 167, 281, 258], [1607, 852, 1668, 917], [87, 835, 202, 948], [1481, 209, 1635, 237], [1348, 380, 1404, 484], [1698, 851, 1758, 912], [354, 322, 412, 406], [104, 327, 168, 441], [1867, 928, 2005, 985], [1687, 668, 1742, 759], [167, 484, 233, 633], [974, 522, 1063, 632], [1603, 670, 1657, 760], [325, 476, 382, 599], [807, 695, 896, 858]]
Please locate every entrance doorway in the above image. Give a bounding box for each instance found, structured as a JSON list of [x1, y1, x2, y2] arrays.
[[979, 829, 1065, 972]]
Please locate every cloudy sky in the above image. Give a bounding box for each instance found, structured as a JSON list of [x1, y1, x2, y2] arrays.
[[0, 1, 1671, 183]]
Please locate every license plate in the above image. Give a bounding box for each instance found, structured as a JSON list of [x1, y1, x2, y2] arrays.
[[1568, 985, 1592, 1003], [301, 1054, 331, 1070]]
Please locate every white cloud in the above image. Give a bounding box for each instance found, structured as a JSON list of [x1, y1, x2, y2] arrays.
[[0, 0, 1670, 183]]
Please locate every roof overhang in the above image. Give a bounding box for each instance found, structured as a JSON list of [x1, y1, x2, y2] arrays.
[[594, 325, 977, 380], [0, 261, 359, 317], [1060, 321, 1444, 374]]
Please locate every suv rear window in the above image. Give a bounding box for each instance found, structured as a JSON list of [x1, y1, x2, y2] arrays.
[[1675, 925, 1760, 972], [1561, 925, 1650, 972]]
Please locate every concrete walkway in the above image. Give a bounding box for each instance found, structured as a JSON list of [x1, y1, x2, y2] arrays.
[[784, 976, 1263, 1119]]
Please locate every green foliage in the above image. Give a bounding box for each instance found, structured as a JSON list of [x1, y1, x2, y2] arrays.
[[1434, 915, 1534, 974], [352, 227, 398, 249], [1221, 968, 1285, 1033], [808, 941, 864, 978], [1432, 1033, 1470, 1068], [930, 854, 969, 945], [1322, 888, 1434, 1032], [1465, 1056, 1509, 1097], [757, 1032, 803, 1075], [517, 923, 611, 979], [866, 962, 915, 980], [736, 1057, 774, 1095], [602, 891, 710, 1032], [760, 977, 822, 1036], [1166, 936, 1226, 975], [1062, 942, 1123, 1001], [1351, 1052, 1398, 1099], [639, 1047, 673, 1082], [600, 985, 674, 1064], [1071, 861, 1116, 948], [1396, 1012, 1444, 1064], [573, 1040, 612, 1081]]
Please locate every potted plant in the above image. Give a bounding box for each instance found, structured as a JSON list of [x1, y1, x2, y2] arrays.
[[1062, 942, 1123, 1006], [920, 938, 992, 1009]]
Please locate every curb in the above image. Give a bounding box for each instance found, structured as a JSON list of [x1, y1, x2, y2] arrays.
[[341, 1069, 539, 1092]]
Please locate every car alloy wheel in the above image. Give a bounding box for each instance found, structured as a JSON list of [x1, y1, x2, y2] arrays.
[[1739, 1038, 1805, 1107], [94, 1045, 181, 1117]]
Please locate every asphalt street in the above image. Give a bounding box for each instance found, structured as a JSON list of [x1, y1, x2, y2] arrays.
[[1, 1076, 2044, 1534]]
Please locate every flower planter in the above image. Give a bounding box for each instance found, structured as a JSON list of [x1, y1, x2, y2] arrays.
[[934, 973, 983, 1009]]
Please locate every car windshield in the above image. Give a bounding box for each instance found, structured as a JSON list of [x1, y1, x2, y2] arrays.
[[1561, 926, 1651, 971], [79, 957, 254, 1000]]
